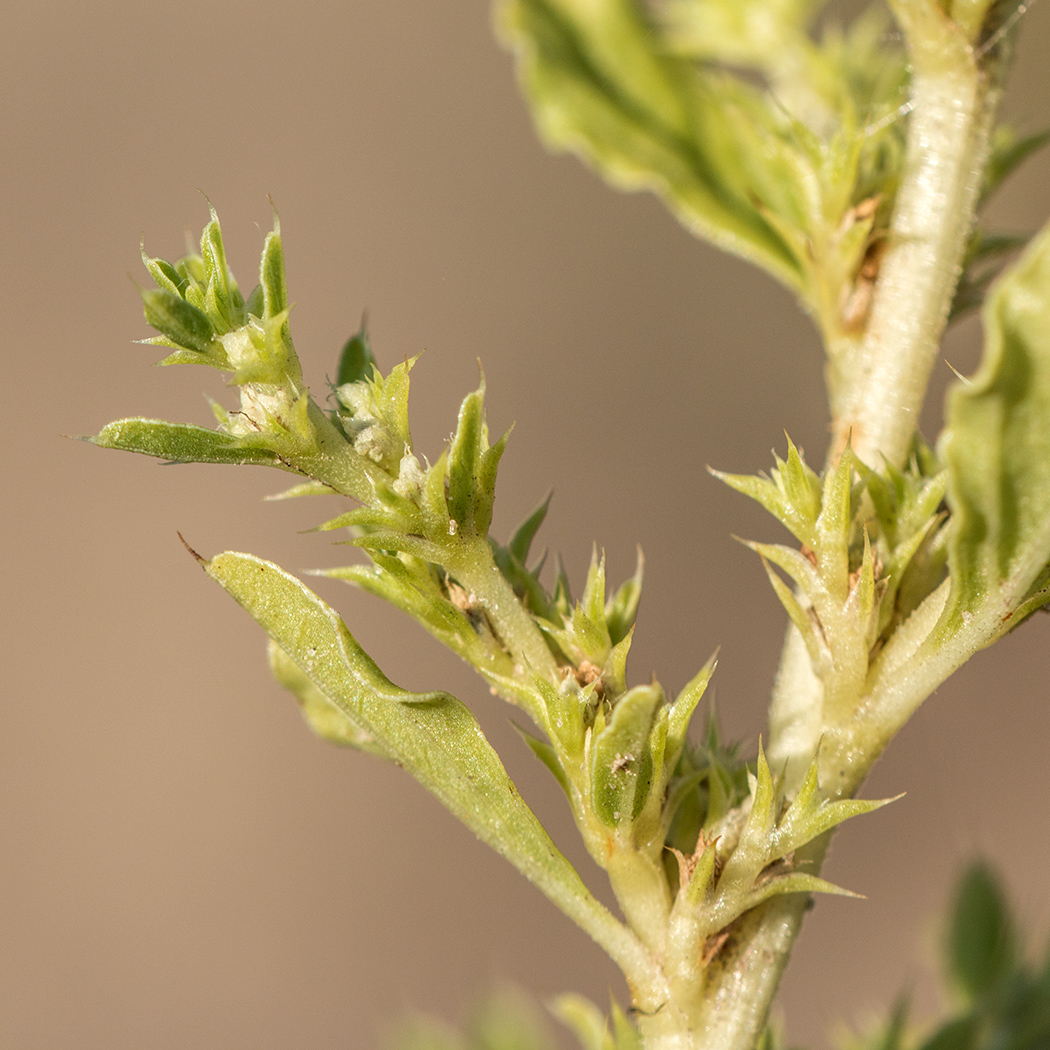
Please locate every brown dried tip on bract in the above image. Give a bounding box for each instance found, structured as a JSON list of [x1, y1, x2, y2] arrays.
[[575, 659, 604, 689], [840, 237, 888, 332], [671, 830, 719, 888], [701, 928, 732, 966], [177, 531, 206, 565]]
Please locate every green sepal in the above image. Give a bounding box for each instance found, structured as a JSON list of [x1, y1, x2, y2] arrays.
[[936, 218, 1050, 638], [335, 315, 377, 387], [579, 549, 611, 648], [203, 550, 617, 941], [198, 207, 244, 332], [509, 493, 552, 564], [140, 287, 217, 353], [141, 249, 187, 297], [268, 640, 393, 758], [260, 220, 289, 319], [90, 418, 285, 468], [475, 430, 510, 538], [589, 683, 663, 828], [605, 548, 643, 646], [602, 628, 634, 699], [679, 838, 718, 909], [447, 385, 485, 532], [664, 654, 717, 776], [815, 443, 860, 584], [333, 356, 416, 479], [244, 284, 264, 319], [533, 674, 590, 761]]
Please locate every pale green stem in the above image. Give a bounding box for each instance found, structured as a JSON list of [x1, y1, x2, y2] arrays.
[[831, 8, 999, 469], [451, 543, 561, 687], [660, 11, 1011, 1050]]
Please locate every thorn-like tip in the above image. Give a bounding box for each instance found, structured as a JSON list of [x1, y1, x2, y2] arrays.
[[177, 531, 206, 565]]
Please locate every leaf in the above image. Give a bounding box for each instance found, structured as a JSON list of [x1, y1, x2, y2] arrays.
[[983, 127, 1050, 203], [946, 862, 1016, 1002], [937, 219, 1050, 635], [665, 654, 717, 773], [268, 640, 393, 758], [140, 287, 217, 352], [89, 418, 285, 468], [549, 995, 611, 1050], [336, 315, 377, 387], [508, 494, 552, 564], [203, 550, 628, 957], [468, 987, 556, 1050], [497, 0, 801, 289]]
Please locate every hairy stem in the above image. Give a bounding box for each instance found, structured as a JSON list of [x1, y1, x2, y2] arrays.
[[831, 9, 1000, 469], [683, 10, 1014, 1050]]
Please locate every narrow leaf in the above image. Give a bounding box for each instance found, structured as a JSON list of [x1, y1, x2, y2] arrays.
[[268, 640, 393, 758], [336, 315, 377, 387], [90, 418, 284, 468], [938, 219, 1050, 634], [203, 551, 631, 962], [947, 862, 1016, 1002]]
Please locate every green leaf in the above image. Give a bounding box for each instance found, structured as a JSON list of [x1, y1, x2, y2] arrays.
[[946, 862, 1016, 1002], [448, 384, 487, 535], [268, 640, 393, 758], [605, 549, 643, 646], [514, 722, 573, 800], [664, 654, 716, 774], [140, 288, 217, 353], [550, 994, 611, 1050], [89, 418, 285, 468], [983, 126, 1050, 203], [497, 0, 801, 290], [203, 551, 630, 959], [938, 219, 1050, 635], [508, 494, 552, 564], [336, 315, 377, 387], [260, 220, 289, 319], [468, 988, 556, 1050]]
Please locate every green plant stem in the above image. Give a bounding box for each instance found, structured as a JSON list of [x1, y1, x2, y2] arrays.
[[645, 12, 1012, 1050], [448, 541, 561, 686], [830, 5, 1000, 470]]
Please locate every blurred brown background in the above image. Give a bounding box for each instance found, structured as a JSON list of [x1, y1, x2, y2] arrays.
[[3, 2, 1048, 1047]]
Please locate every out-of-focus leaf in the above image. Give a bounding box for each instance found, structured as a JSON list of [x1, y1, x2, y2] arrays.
[[498, 0, 802, 289], [946, 862, 1016, 1002], [937, 218, 1050, 637]]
